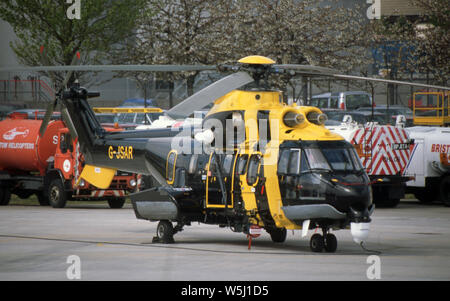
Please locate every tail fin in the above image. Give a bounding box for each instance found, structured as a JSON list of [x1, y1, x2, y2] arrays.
[[59, 82, 104, 158]]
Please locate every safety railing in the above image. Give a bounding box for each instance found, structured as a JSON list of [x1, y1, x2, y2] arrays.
[[413, 91, 450, 126], [0, 78, 55, 103]]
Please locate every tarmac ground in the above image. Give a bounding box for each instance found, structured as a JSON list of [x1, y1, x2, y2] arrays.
[[1, 199, 450, 281]]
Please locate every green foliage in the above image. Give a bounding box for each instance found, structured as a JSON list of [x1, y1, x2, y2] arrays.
[[0, 0, 146, 86]]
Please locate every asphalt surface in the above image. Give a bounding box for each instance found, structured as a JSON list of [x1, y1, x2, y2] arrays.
[[1, 199, 450, 281]]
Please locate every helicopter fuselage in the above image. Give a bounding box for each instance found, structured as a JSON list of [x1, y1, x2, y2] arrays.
[[72, 89, 373, 238]]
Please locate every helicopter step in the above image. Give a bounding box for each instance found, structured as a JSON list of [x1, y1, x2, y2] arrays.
[[130, 187, 182, 221]]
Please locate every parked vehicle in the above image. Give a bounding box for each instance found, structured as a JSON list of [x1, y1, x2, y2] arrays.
[[308, 91, 373, 110], [325, 110, 386, 125], [403, 126, 450, 206], [356, 105, 414, 127], [0, 113, 138, 208]]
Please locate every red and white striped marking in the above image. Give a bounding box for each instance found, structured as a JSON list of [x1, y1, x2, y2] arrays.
[[90, 190, 125, 198], [351, 125, 411, 176]]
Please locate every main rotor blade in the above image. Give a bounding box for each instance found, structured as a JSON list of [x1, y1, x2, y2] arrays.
[[61, 107, 78, 140], [332, 74, 450, 91], [273, 64, 338, 75], [166, 71, 254, 119], [39, 101, 56, 137], [0, 65, 216, 73]]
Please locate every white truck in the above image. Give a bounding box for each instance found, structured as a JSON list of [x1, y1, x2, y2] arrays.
[[403, 126, 450, 206]]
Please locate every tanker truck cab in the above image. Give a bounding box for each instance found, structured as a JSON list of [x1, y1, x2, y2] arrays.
[[45, 127, 139, 208], [54, 128, 75, 180]]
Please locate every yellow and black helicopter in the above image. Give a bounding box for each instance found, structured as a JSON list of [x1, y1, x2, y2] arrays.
[[3, 55, 449, 252]]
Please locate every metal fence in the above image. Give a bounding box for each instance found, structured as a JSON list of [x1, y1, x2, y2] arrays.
[[0, 77, 55, 104]]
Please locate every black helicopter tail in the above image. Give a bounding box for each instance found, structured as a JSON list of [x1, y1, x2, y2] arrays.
[[59, 82, 104, 159], [54, 83, 175, 189]]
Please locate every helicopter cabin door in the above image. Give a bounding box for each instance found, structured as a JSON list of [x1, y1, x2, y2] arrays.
[[237, 153, 262, 213], [205, 152, 236, 209]]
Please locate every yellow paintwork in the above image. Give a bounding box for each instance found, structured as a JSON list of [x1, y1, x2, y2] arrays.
[[238, 55, 276, 65], [207, 89, 344, 230], [78, 164, 116, 189]]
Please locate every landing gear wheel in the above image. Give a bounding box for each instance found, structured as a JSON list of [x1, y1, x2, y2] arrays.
[[310, 234, 324, 253], [268, 227, 287, 243], [153, 220, 174, 244], [48, 179, 67, 208], [107, 198, 125, 209], [0, 188, 11, 206], [324, 233, 338, 253], [439, 176, 450, 207]]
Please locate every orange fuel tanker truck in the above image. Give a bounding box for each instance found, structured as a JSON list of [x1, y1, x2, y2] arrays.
[[0, 113, 138, 208]]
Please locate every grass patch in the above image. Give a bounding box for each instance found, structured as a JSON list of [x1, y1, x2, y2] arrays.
[[8, 194, 131, 207]]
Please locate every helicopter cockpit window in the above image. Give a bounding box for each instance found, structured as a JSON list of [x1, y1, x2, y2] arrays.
[[321, 147, 363, 171], [288, 150, 301, 174], [278, 149, 289, 174], [247, 155, 260, 186], [236, 155, 249, 175], [304, 148, 331, 171], [222, 154, 234, 175], [321, 148, 354, 171]]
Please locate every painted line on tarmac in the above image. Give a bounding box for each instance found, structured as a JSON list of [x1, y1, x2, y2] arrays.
[[0, 234, 311, 256]]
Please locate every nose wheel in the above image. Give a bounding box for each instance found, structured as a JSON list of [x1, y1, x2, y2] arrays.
[[309, 229, 338, 253]]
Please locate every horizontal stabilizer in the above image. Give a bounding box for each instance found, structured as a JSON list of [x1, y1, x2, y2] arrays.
[[78, 164, 116, 189]]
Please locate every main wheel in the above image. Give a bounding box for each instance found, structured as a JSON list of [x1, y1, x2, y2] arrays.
[[155, 220, 174, 243], [310, 234, 324, 253], [324, 233, 338, 253], [107, 198, 125, 209], [48, 179, 67, 208], [439, 176, 450, 207], [0, 188, 11, 206], [268, 227, 287, 243]]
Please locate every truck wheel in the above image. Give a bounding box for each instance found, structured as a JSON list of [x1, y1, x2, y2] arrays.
[[267, 227, 287, 243], [0, 188, 11, 206], [439, 176, 450, 207], [48, 179, 67, 208], [383, 198, 400, 208], [414, 188, 438, 204], [36, 192, 49, 206], [107, 198, 125, 209]]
